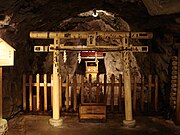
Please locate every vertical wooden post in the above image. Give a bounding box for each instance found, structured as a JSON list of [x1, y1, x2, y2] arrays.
[[0, 67, 2, 119], [29, 75, 33, 111], [104, 74, 107, 105], [59, 74, 62, 111], [133, 76, 137, 113], [148, 74, 152, 111], [154, 75, 158, 112], [118, 74, 122, 113], [96, 74, 99, 103], [73, 75, 77, 111], [23, 74, 26, 111], [89, 74, 92, 103], [51, 74, 53, 108], [81, 75, 84, 104], [44, 74, 47, 111], [66, 75, 69, 111], [49, 37, 62, 126], [36, 74, 40, 111], [141, 75, 144, 112], [122, 49, 135, 126], [111, 74, 115, 113]]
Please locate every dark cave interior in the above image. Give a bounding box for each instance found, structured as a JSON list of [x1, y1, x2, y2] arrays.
[[0, 0, 180, 130]]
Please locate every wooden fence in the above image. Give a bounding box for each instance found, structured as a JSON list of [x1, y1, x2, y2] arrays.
[[23, 74, 158, 114]]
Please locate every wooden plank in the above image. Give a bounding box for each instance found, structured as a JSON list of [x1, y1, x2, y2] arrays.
[[176, 50, 180, 125], [80, 114, 106, 119], [89, 74, 92, 103], [118, 74, 122, 113], [154, 75, 158, 112], [51, 74, 53, 107], [81, 75, 84, 104], [81, 103, 104, 106], [96, 74, 100, 103], [29, 75, 33, 111], [60, 75, 62, 111], [66, 75, 69, 111], [68, 82, 121, 87], [141, 75, 144, 112], [30, 83, 52, 87], [79, 105, 106, 120], [23, 74, 26, 111], [80, 106, 106, 114], [0, 67, 2, 119], [44, 74, 47, 111], [36, 74, 40, 111], [104, 74, 107, 104], [111, 74, 115, 112], [133, 76, 137, 113], [148, 75, 152, 111], [73, 75, 77, 111]]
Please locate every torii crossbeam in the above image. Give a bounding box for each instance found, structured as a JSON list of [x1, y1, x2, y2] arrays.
[[30, 31, 153, 127]]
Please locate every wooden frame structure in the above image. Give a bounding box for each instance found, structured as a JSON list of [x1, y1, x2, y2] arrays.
[[23, 73, 158, 114], [30, 31, 153, 126]]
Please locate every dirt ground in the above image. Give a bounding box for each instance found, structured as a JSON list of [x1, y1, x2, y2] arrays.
[[7, 113, 180, 135]]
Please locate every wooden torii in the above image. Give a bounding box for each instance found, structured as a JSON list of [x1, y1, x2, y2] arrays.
[[30, 31, 153, 127]]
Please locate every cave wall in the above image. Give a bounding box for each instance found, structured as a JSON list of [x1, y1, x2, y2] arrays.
[[0, 0, 179, 118], [143, 0, 180, 16]]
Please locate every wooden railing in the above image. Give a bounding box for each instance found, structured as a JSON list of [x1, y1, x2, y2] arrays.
[[23, 74, 158, 114]]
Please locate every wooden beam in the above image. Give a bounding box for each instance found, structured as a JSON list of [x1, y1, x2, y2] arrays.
[[118, 74, 122, 113], [51, 74, 53, 108], [65, 75, 69, 111], [141, 75, 145, 112], [96, 74, 100, 103], [73, 75, 77, 111], [148, 74, 152, 111], [81, 75, 84, 104], [36, 74, 40, 111], [111, 74, 115, 113], [44, 74, 47, 111], [154, 75, 158, 112], [0, 67, 2, 119], [48, 45, 148, 52], [104, 74, 107, 105], [30, 31, 153, 39], [23, 74, 26, 111], [29, 75, 33, 111], [133, 76, 137, 113], [89, 74, 92, 103]]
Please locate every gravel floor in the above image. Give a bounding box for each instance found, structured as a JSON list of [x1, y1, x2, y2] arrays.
[[7, 113, 180, 135]]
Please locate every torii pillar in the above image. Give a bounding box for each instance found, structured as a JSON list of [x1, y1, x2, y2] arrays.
[[49, 37, 63, 127], [122, 37, 136, 127]]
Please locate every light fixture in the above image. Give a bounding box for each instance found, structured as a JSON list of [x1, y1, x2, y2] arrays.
[[92, 9, 98, 17], [63, 50, 67, 63]]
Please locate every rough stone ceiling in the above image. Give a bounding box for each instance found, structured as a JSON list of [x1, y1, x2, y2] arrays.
[[0, 0, 180, 41]]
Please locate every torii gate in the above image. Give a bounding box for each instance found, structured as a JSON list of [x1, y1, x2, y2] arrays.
[[30, 31, 153, 127]]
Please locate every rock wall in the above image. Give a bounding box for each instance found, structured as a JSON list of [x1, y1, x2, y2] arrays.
[[0, 0, 179, 118], [143, 0, 180, 15]]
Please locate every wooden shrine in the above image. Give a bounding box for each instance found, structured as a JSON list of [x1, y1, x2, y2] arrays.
[[30, 31, 152, 127], [85, 60, 99, 80]]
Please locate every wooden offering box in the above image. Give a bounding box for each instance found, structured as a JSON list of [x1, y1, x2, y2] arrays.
[[79, 104, 106, 122]]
